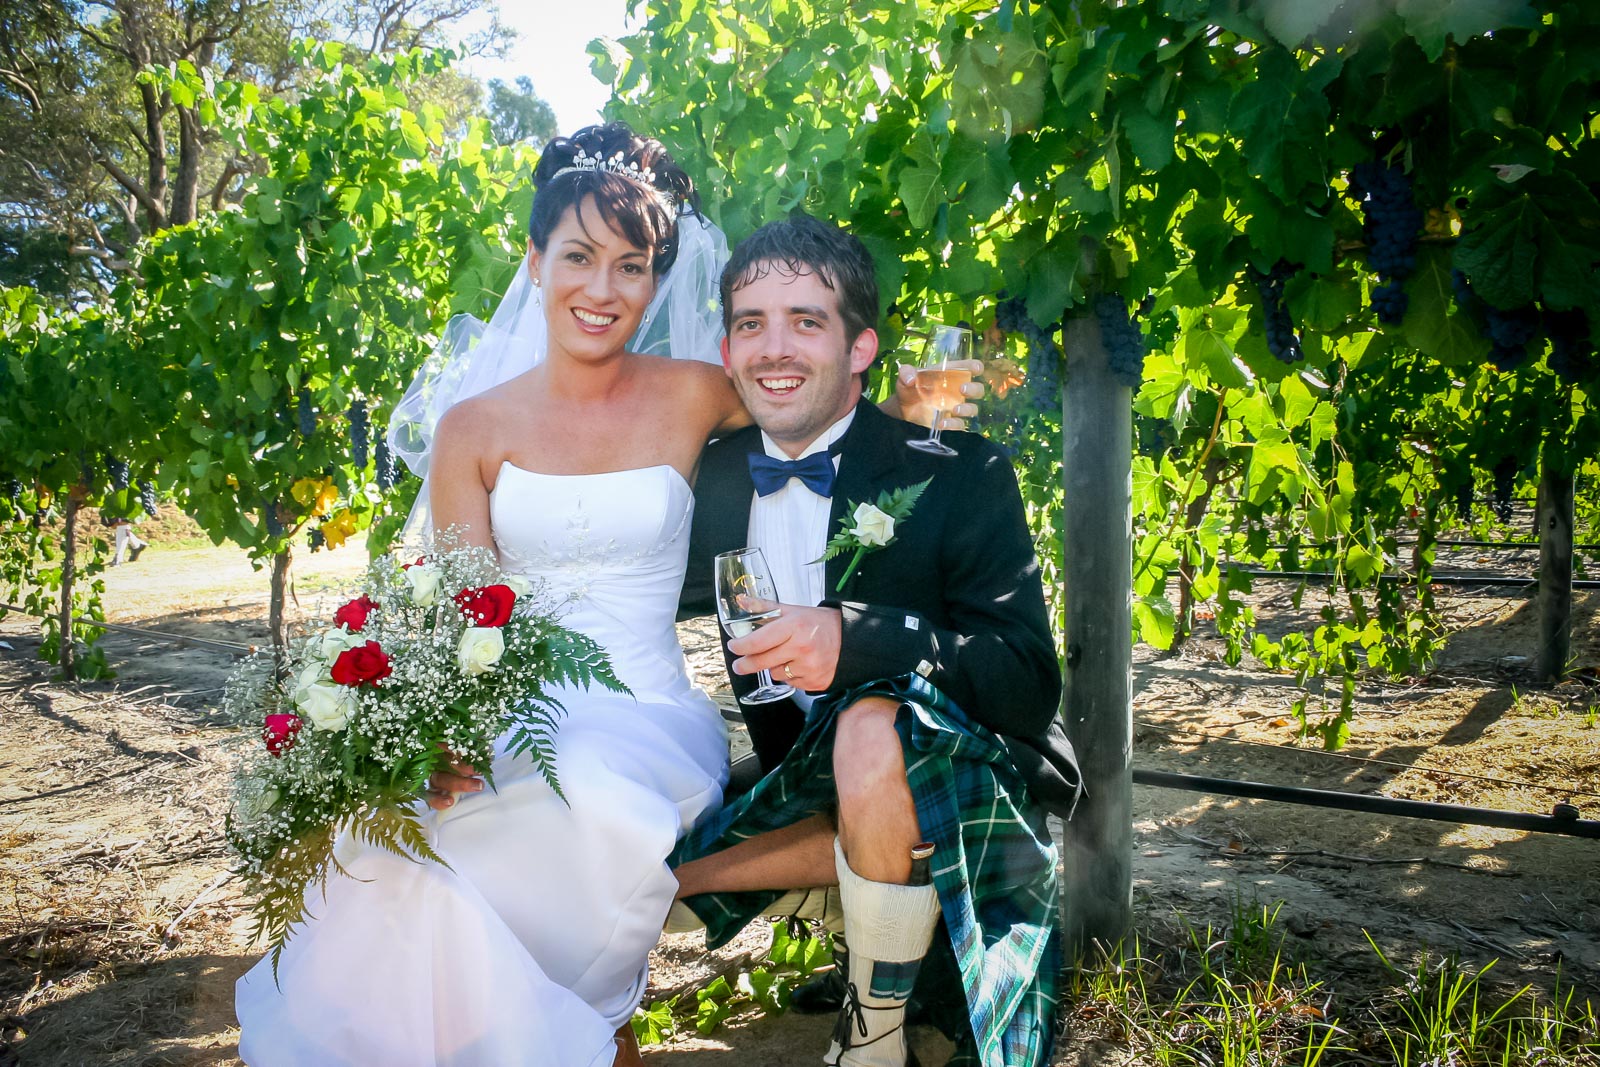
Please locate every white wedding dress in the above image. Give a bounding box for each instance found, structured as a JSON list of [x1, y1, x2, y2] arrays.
[[236, 464, 730, 1067]]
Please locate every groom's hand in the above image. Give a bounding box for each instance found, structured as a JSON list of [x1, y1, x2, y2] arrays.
[[425, 752, 484, 810], [728, 604, 842, 692], [895, 359, 986, 431]]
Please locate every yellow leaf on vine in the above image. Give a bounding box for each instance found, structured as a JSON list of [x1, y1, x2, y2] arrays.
[[291, 476, 338, 515], [322, 509, 359, 550], [290, 477, 322, 507]]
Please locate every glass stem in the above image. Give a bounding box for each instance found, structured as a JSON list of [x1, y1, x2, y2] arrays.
[[928, 410, 946, 446], [757, 668, 777, 689]]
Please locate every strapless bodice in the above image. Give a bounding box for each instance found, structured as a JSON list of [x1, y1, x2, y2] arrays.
[[488, 463, 699, 706]]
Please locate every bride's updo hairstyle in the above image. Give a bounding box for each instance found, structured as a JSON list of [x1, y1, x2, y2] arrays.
[[530, 122, 699, 277]]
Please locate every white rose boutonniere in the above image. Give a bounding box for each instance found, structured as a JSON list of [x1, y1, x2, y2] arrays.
[[404, 563, 443, 607], [458, 626, 506, 676], [814, 478, 931, 592], [850, 503, 896, 546]]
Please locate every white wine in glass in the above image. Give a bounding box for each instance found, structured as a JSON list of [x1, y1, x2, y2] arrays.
[[713, 547, 794, 704], [907, 323, 973, 456]]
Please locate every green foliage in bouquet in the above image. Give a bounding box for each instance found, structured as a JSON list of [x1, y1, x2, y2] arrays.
[[223, 538, 626, 975]]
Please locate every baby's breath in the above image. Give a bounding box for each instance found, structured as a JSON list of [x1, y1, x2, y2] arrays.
[[222, 531, 627, 975]]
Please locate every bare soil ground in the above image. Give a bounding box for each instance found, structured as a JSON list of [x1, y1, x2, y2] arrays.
[[1, 527, 1596, 1065]]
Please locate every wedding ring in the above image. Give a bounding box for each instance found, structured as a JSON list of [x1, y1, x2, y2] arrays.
[[783, 663, 795, 680]]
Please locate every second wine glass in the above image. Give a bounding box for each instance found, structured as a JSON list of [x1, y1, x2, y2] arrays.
[[713, 547, 794, 705], [906, 323, 974, 456]]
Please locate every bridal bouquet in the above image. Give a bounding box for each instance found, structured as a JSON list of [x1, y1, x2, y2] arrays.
[[222, 538, 625, 970]]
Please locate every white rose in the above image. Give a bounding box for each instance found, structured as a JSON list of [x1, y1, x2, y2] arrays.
[[457, 626, 505, 676], [405, 563, 442, 607], [315, 627, 362, 661], [505, 574, 533, 597], [296, 681, 357, 731], [294, 661, 329, 698], [850, 503, 896, 547]]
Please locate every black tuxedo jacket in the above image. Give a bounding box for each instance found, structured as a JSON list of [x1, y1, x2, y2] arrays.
[[681, 400, 1077, 812]]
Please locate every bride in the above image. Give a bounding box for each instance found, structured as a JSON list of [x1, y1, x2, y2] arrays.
[[233, 122, 929, 1067]]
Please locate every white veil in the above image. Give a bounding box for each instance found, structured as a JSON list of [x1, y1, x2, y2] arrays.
[[386, 209, 729, 542]]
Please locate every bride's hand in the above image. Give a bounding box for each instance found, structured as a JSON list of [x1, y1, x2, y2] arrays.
[[893, 359, 986, 430], [425, 751, 483, 810]]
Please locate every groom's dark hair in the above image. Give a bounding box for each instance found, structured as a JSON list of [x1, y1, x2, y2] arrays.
[[720, 214, 879, 347]]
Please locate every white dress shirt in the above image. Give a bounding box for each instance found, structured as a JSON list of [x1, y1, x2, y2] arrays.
[[748, 410, 855, 707]]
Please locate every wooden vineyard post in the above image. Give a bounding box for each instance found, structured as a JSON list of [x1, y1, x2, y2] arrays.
[[58, 489, 80, 680], [269, 547, 293, 669], [1536, 442, 1574, 685], [1059, 301, 1135, 957]]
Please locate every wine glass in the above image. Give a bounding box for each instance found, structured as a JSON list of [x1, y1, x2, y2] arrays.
[[906, 323, 974, 456], [713, 547, 794, 704]]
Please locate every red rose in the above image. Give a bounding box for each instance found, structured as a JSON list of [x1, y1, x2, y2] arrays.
[[333, 595, 379, 632], [331, 640, 393, 687], [452, 584, 516, 628], [263, 713, 302, 756], [401, 556, 425, 570]]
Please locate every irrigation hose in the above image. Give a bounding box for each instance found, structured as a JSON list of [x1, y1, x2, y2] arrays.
[[1133, 768, 1599, 839]]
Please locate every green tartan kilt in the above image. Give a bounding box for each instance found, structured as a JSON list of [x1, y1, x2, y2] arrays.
[[671, 674, 1062, 1067]]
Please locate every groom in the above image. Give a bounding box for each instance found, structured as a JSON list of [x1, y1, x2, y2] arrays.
[[672, 214, 1075, 1067]]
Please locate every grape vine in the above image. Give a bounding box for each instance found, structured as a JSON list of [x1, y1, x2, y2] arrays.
[[296, 389, 316, 438], [1349, 161, 1421, 325], [1546, 309, 1594, 385], [1249, 262, 1304, 364], [348, 399, 370, 469], [1094, 295, 1147, 387], [375, 436, 397, 491]]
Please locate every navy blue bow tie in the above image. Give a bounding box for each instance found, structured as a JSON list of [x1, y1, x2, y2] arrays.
[[749, 450, 837, 498]]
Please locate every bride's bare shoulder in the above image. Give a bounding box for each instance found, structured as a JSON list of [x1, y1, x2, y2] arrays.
[[434, 388, 517, 452]]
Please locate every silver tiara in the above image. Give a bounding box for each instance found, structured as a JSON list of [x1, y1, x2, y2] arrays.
[[550, 149, 673, 204]]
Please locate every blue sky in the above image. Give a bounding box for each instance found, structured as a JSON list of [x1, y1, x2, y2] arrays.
[[457, 3, 636, 134]]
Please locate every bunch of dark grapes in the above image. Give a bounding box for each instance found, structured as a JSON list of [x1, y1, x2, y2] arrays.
[[1349, 161, 1422, 325], [375, 436, 397, 490], [107, 457, 130, 491], [1136, 414, 1174, 458], [1545, 309, 1594, 385], [4, 479, 23, 524], [264, 502, 284, 537], [1027, 336, 1061, 415], [308, 527, 325, 551], [1450, 268, 1475, 313], [348, 399, 370, 468], [1451, 270, 1539, 372], [1453, 479, 1474, 523], [1095, 295, 1147, 387], [1250, 262, 1304, 364], [297, 389, 316, 437], [1491, 457, 1518, 523], [138, 481, 159, 518], [995, 295, 1063, 415], [1484, 305, 1538, 372]]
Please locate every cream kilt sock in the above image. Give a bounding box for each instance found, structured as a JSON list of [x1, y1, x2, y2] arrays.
[[824, 838, 940, 1067]]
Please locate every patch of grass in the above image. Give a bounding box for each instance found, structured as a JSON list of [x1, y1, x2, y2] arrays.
[[1069, 904, 1343, 1066], [1366, 937, 1600, 1066], [1068, 903, 1599, 1067]]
